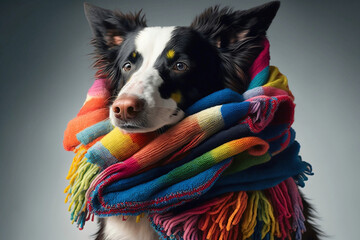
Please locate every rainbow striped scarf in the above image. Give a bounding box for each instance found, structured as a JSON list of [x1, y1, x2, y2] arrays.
[[63, 38, 313, 240]]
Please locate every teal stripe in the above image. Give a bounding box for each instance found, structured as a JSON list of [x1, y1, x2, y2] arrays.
[[248, 66, 270, 90], [76, 120, 113, 145]]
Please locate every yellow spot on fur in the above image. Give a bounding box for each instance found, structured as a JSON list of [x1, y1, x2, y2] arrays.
[[166, 49, 175, 59], [132, 51, 137, 58], [170, 90, 182, 103]]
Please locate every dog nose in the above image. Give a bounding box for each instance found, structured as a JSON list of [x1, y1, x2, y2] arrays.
[[112, 95, 145, 120]]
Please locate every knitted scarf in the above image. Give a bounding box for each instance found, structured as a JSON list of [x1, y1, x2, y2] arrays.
[[63, 38, 313, 240]]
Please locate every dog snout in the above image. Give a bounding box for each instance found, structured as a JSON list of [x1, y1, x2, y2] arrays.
[[112, 95, 145, 120]]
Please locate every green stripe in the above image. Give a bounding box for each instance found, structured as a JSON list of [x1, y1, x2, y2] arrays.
[[223, 152, 271, 176]]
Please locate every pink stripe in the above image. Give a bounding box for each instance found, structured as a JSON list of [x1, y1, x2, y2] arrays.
[[88, 78, 110, 97], [263, 87, 290, 97], [248, 38, 270, 81], [85, 157, 141, 200]]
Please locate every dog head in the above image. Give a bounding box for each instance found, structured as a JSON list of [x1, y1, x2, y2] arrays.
[[84, 1, 280, 133]]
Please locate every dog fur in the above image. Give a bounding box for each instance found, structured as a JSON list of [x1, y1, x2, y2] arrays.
[[82, 2, 322, 239]]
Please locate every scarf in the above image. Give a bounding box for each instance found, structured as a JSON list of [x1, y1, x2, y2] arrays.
[[63, 38, 313, 240]]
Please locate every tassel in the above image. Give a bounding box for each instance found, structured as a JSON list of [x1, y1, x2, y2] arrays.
[[202, 192, 248, 240], [253, 221, 264, 240], [66, 145, 87, 180], [149, 182, 307, 240], [257, 191, 277, 239], [285, 178, 306, 240], [64, 145, 101, 229], [241, 191, 260, 239], [293, 161, 313, 188], [226, 191, 248, 230], [267, 182, 293, 239], [150, 192, 249, 240]]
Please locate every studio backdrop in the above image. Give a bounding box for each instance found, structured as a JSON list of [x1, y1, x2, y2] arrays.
[[0, 0, 359, 239]]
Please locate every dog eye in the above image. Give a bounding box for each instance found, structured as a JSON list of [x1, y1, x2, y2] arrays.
[[122, 62, 132, 72], [173, 62, 188, 72]]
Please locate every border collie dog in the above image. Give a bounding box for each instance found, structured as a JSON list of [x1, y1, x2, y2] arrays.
[[83, 2, 321, 239]]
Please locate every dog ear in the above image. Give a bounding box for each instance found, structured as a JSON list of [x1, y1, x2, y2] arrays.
[[190, 1, 280, 48], [84, 3, 146, 85], [84, 2, 146, 49], [190, 1, 280, 93]]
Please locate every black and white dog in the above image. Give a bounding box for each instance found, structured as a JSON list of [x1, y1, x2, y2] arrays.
[[83, 2, 321, 239]]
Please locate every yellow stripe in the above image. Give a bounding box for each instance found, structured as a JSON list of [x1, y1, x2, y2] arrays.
[[264, 66, 291, 93], [100, 128, 140, 160], [209, 137, 268, 163], [209, 142, 236, 161]]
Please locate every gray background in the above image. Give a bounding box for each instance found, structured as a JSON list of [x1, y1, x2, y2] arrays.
[[1, 0, 359, 239]]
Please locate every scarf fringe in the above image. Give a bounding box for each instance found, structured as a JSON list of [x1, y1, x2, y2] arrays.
[[64, 145, 100, 229], [293, 160, 313, 187], [150, 178, 305, 240]]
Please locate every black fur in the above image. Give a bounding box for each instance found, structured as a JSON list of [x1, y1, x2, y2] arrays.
[[83, 1, 322, 239], [190, 2, 280, 93], [298, 192, 324, 239], [156, 27, 224, 110], [152, 2, 281, 110], [84, 2, 146, 91]]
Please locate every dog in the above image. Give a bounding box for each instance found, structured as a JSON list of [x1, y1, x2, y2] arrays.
[[83, 1, 321, 239]]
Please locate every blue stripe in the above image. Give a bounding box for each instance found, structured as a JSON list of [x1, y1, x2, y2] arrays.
[[186, 88, 243, 116], [86, 142, 118, 168], [220, 102, 250, 129]]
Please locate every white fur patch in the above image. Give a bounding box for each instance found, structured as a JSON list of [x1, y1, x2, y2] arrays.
[[135, 27, 175, 73], [119, 26, 175, 108], [111, 26, 185, 132], [104, 215, 158, 240]]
